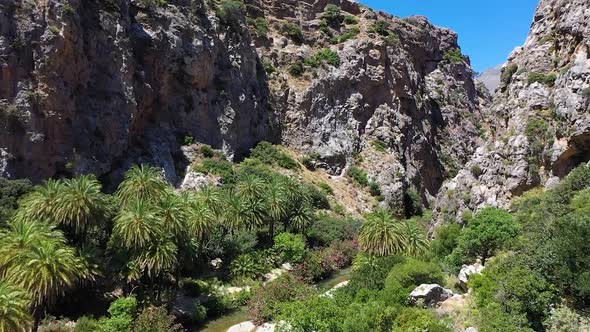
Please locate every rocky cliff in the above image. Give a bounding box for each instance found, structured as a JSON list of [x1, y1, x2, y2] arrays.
[[0, 0, 487, 212], [433, 0, 590, 225]]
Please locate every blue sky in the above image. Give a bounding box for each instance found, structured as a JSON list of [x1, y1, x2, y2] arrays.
[[359, 0, 539, 72]]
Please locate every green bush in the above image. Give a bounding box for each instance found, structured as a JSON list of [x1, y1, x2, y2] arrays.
[[501, 63, 518, 85], [247, 17, 269, 37], [304, 48, 341, 68], [582, 87, 590, 98], [75, 317, 99, 332], [470, 164, 483, 178], [317, 182, 333, 195], [262, 60, 275, 75], [393, 307, 451, 332], [0, 178, 33, 224], [247, 275, 314, 324], [431, 223, 462, 259], [347, 166, 369, 187], [199, 144, 215, 157], [217, 0, 244, 27], [132, 306, 182, 332], [443, 48, 464, 64], [194, 303, 208, 323], [381, 259, 445, 305], [371, 139, 388, 152], [329, 28, 360, 44], [194, 158, 235, 179], [404, 189, 423, 217], [230, 253, 264, 279], [249, 142, 299, 170], [281, 22, 304, 42], [273, 232, 307, 264], [528, 72, 557, 86], [136, 0, 168, 7], [369, 21, 390, 36], [323, 4, 343, 26], [307, 214, 361, 246], [368, 181, 381, 197], [343, 15, 359, 25], [288, 61, 304, 77]]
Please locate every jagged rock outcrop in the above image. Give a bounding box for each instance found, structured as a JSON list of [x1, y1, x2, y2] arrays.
[[433, 0, 590, 225], [0, 0, 487, 210], [249, 0, 487, 212], [409, 283, 454, 307]]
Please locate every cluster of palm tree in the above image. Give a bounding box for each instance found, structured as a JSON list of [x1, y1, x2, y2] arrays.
[[0, 163, 321, 330], [358, 209, 429, 257]]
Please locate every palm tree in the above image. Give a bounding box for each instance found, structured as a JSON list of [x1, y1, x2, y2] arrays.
[[53, 175, 111, 237], [236, 175, 265, 203], [15, 179, 64, 224], [157, 192, 189, 240], [135, 238, 178, 279], [263, 177, 288, 237], [0, 280, 32, 332], [222, 190, 250, 232], [116, 165, 168, 207], [186, 198, 215, 240], [288, 204, 313, 233], [359, 209, 407, 256], [0, 220, 63, 276], [403, 221, 430, 256], [113, 200, 162, 250], [196, 185, 223, 218]]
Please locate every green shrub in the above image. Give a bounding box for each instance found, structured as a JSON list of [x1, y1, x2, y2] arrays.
[[199, 144, 215, 158], [194, 303, 208, 323], [217, 0, 243, 27], [132, 306, 182, 332], [470, 164, 483, 178], [329, 28, 360, 44], [0, 178, 33, 224], [318, 182, 333, 195], [501, 63, 518, 85], [74, 317, 99, 332], [431, 223, 462, 259], [347, 166, 369, 187], [581, 87, 590, 98], [249, 141, 299, 170], [183, 135, 194, 145], [528, 72, 557, 86], [369, 21, 390, 36], [393, 308, 451, 332], [443, 48, 464, 64], [136, 0, 168, 7], [304, 48, 340, 68], [281, 22, 303, 42], [247, 17, 269, 37], [273, 232, 307, 264], [371, 139, 388, 152], [230, 253, 264, 279], [262, 60, 275, 75], [307, 214, 361, 246], [288, 61, 304, 77], [323, 4, 343, 26], [194, 158, 235, 179], [247, 275, 314, 324], [404, 189, 423, 217], [62, 3, 75, 15], [368, 181, 381, 197], [343, 15, 359, 25]]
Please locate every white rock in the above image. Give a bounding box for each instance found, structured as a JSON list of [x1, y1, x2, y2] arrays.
[[458, 263, 485, 287], [409, 284, 454, 307]]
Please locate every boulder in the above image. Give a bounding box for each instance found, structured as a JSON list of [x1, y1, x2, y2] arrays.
[[409, 284, 454, 307], [458, 263, 485, 288], [465, 328, 479, 332], [180, 170, 213, 191]]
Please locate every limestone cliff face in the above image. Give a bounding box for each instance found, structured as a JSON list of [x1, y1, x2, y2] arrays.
[[0, 0, 277, 185], [0, 0, 486, 211], [433, 0, 590, 225]]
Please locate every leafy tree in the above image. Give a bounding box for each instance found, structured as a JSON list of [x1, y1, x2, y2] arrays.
[[451, 208, 519, 265], [0, 280, 32, 332], [98, 297, 137, 332], [0, 177, 32, 225], [431, 223, 461, 259], [359, 209, 406, 256], [273, 232, 307, 264]]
